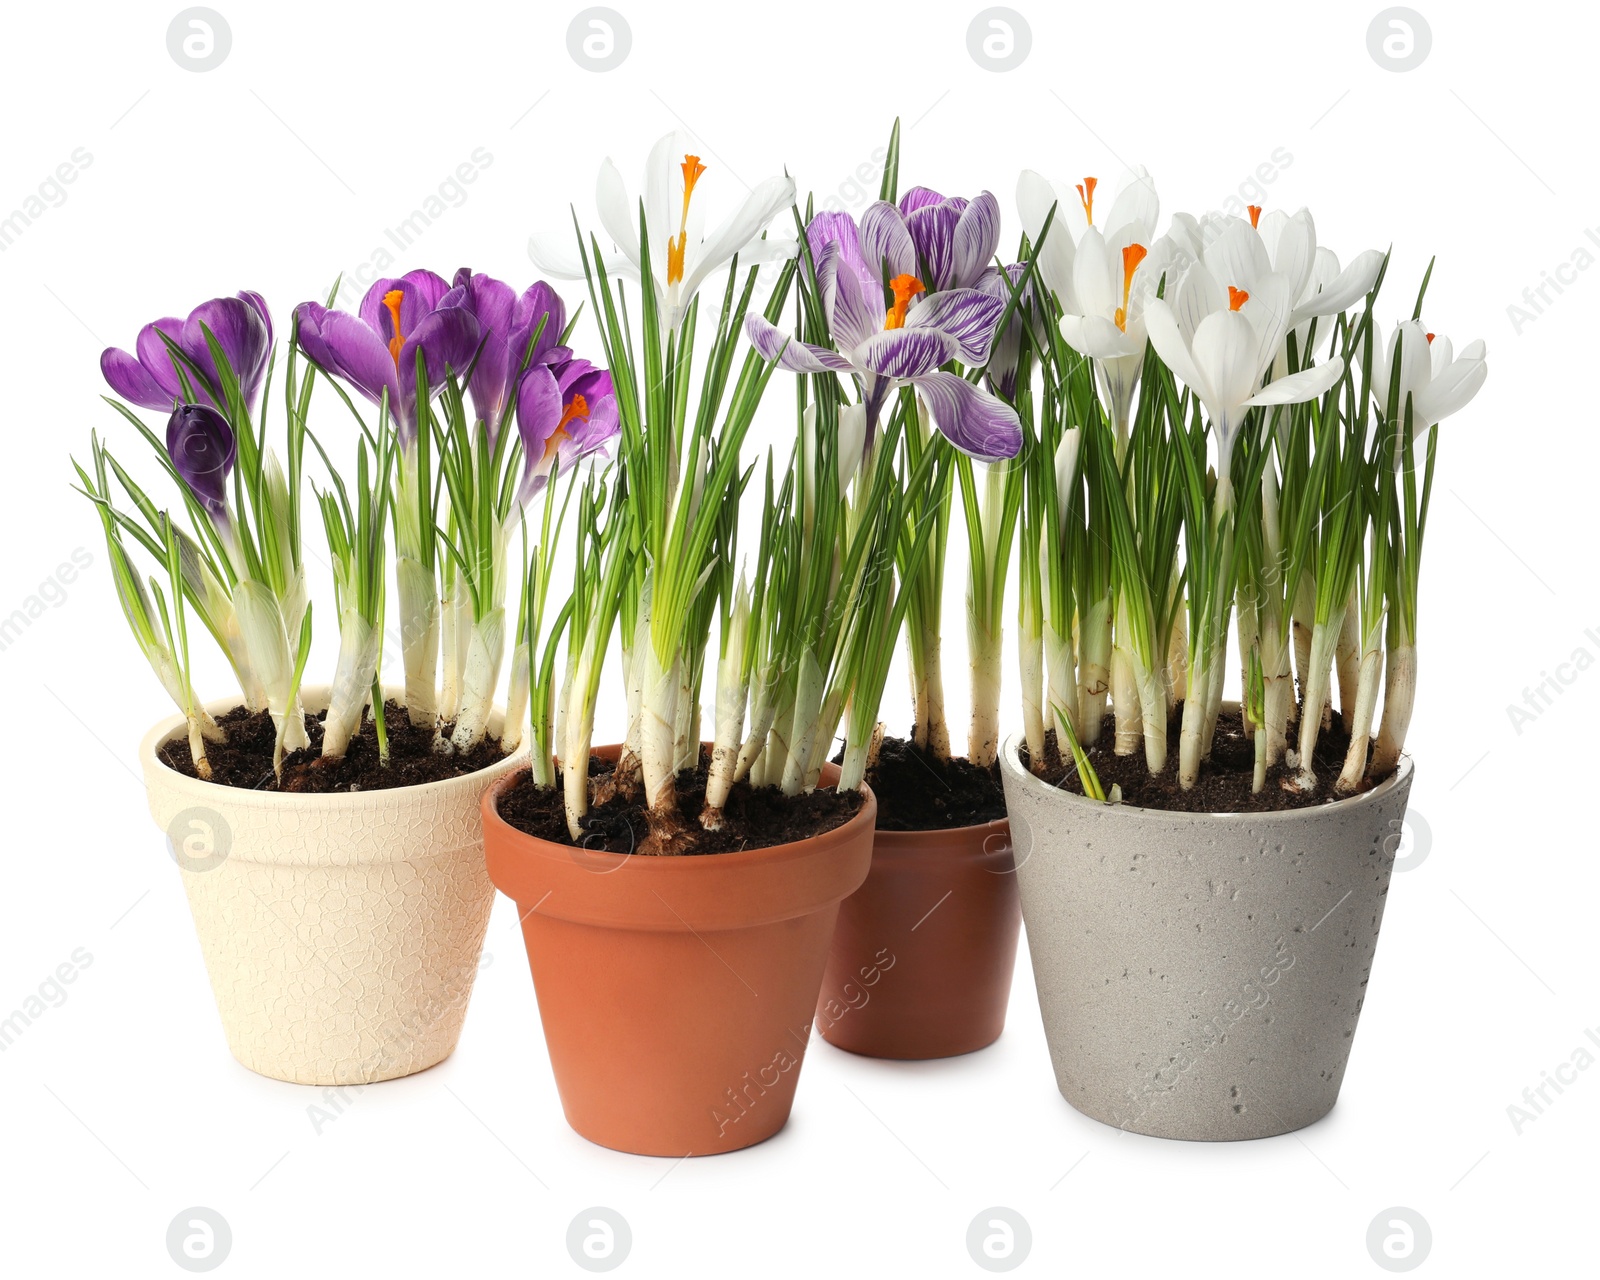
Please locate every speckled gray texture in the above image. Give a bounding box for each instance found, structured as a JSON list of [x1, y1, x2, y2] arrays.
[[139, 688, 523, 1086], [1000, 735, 1413, 1141]]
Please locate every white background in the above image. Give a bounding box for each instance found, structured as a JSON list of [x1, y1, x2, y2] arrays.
[[1, 0, 1595, 1275]]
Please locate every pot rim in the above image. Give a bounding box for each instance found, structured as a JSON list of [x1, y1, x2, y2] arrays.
[[139, 684, 523, 811], [999, 731, 1413, 824], [482, 752, 878, 875]]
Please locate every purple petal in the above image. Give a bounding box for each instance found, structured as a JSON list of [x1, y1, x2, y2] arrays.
[[950, 192, 1002, 291], [180, 296, 271, 409], [100, 347, 174, 411], [359, 270, 452, 347], [899, 186, 946, 215], [907, 200, 963, 292], [511, 281, 567, 366], [314, 309, 403, 418], [744, 314, 856, 373], [905, 287, 1004, 366], [397, 305, 483, 431], [806, 211, 877, 300], [165, 403, 237, 515], [816, 240, 882, 352], [515, 364, 562, 464], [913, 370, 1023, 461], [856, 327, 958, 380], [238, 290, 274, 357], [135, 318, 196, 404], [859, 202, 916, 286]]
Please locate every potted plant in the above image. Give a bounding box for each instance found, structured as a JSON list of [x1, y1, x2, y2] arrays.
[[81, 272, 578, 1084], [743, 128, 1032, 1060], [484, 133, 961, 1155], [999, 177, 1486, 1138]]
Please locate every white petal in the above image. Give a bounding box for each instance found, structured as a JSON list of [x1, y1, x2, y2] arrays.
[[527, 232, 587, 280], [596, 158, 643, 275], [1243, 357, 1345, 408], [1291, 248, 1383, 323], [1144, 297, 1210, 404], [679, 174, 796, 307], [1016, 169, 1076, 307]]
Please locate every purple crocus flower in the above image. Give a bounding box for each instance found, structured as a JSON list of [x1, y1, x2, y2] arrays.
[[514, 356, 620, 502], [450, 270, 569, 430], [166, 403, 236, 520], [102, 292, 274, 415], [860, 188, 1002, 295], [293, 269, 481, 448], [747, 212, 1021, 462], [975, 262, 1033, 402]]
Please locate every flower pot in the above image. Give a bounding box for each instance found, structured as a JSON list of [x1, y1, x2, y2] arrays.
[[139, 687, 521, 1086], [999, 732, 1414, 1141], [481, 747, 875, 1156], [815, 821, 1021, 1059]]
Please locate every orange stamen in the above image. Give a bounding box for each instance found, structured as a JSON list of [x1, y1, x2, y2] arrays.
[[382, 289, 405, 365], [1076, 176, 1098, 225], [1247, 204, 1262, 229], [543, 394, 590, 464], [885, 274, 926, 330], [667, 155, 708, 287], [1114, 243, 1148, 332], [1425, 332, 1436, 344], [1228, 286, 1249, 311]]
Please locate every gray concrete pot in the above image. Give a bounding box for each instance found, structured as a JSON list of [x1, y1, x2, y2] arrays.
[[999, 733, 1413, 1141]]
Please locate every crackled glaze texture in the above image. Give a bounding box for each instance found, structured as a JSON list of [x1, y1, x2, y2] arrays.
[[1000, 734, 1413, 1141], [139, 688, 522, 1086]]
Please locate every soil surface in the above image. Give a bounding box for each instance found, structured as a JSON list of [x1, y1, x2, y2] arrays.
[[1022, 709, 1393, 813], [159, 702, 510, 793], [496, 747, 865, 855], [859, 734, 1008, 831]]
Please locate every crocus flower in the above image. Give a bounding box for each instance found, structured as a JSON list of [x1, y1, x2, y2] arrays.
[[974, 262, 1031, 401], [1372, 321, 1488, 446], [859, 187, 1002, 294], [528, 131, 797, 332], [1017, 168, 1160, 313], [1144, 266, 1345, 484], [294, 270, 481, 448], [746, 212, 1021, 462], [102, 292, 274, 415], [166, 403, 236, 521], [450, 269, 568, 429], [514, 357, 620, 502]]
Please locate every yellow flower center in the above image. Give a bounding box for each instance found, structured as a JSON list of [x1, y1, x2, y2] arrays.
[[667, 155, 707, 287], [885, 274, 926, 330]]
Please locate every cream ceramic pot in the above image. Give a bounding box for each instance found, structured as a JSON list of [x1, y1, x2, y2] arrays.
[[140, 687, 521, 1086]]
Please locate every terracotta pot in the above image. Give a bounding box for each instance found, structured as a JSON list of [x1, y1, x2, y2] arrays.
[[999, 730, 1414, 1141], [139, 687, 521, 1086], [482, 746, 875, 1156], [815, 820, 1020, 1059]]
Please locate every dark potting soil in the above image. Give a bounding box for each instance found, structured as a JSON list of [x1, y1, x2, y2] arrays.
[[495, 747, 865, 856], [858, 734, 1008, 831], [1021, 708, 1393, 814], [158, 702, 510, 793]]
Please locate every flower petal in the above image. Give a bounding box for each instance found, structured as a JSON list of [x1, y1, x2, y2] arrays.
[[744, 314, 856, 373], [817, 239, 882, 352], [904, 287, 1003, 365], [100, 347, 173, 410], [950, 191, 1002, 290], [859, 201, 916, 286], [1243, 356, 1345, 409], [914, 370, 1022, 460], [856, 326, 959, 380]]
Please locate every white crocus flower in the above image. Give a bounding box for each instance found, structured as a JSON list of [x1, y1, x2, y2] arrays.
[[1145, 265, 1346, 508], [1017, 167, 1159, 313], [529, 131, 798, 331], [1372, 320, 1488, 446]]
